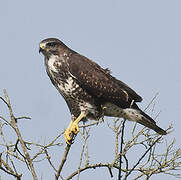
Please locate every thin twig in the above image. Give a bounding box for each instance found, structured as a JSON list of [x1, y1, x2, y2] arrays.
[[79, 121, 100, 128], [15, 116, 31, 121], [108, 166, 114, 178], [65, 163, 120, 180], [144, 93, 159, 112], [45, 149, 57, 172], [124, 136, 162, 179], [3, 89, 38, 180], [0, 96, 10, 108], [0, 157, 22, 179], [77, 129, 90, 180], [55, 144, 72, 180], [118, 119, 126, 180]]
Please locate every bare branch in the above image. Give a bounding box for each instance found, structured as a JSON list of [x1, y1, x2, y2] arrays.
[[0, 91, 180, 180], [77, 129, 90, 179], [65, 163, 119, 180], [55, 144, 72, 180], [44, 149, 57, 172], [3, 89, 38, 180], [118, 119, 126, 179], [124, 136, 162, 179], [0, 154, 22, 179]]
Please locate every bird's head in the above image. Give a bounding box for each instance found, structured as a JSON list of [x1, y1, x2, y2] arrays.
[[39, 38, 68, 57]]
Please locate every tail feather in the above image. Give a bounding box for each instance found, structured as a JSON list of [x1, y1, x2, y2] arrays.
[[123, 108, 167, 135], [137, 114, 167, 135]]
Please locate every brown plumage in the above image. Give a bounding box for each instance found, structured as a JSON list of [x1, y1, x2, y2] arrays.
[[39, 38, 166, 144]]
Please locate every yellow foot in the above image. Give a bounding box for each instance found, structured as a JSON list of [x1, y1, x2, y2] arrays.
[[64, 121, 79, 144], [64, 112, 87, 145]]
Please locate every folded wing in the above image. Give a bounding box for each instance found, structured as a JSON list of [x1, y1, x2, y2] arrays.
[[68, 53, 142, 108]]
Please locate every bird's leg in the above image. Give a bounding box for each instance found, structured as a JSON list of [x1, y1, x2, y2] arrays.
[[64, 112, 87, 145]]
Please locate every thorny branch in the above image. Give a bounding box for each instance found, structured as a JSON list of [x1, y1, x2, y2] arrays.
[[0, 90, 181, 180]]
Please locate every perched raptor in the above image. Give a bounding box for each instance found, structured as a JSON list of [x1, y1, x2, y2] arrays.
[[39, 38, 167, 144]]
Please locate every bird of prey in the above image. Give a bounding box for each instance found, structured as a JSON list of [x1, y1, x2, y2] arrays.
[[39, 38, 167, 144]]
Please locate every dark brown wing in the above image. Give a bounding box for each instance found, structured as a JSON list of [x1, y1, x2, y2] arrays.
[[68, 53, 142, 107], [113, 79, 142, 102]]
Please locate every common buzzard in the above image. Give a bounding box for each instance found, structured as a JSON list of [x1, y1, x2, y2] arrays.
[[39, 38, 166, 144]]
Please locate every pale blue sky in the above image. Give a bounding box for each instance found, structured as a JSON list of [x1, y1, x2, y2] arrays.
[[0, 0, 181, 179]]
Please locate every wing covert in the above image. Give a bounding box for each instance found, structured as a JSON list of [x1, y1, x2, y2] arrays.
[[67, 53, 141, 105]]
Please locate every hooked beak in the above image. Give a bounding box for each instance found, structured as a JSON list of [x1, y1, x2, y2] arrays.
[[39, 47, 42, 53], [39, 42, 46, 53]]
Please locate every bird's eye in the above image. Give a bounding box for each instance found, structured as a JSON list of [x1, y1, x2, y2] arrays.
[[47, 42, 58, 47]]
